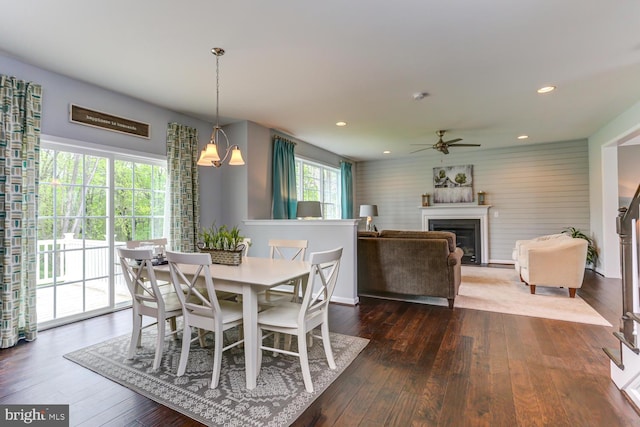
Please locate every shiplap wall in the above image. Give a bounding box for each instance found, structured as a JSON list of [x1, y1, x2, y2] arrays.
[[356, 139, 590, 262]]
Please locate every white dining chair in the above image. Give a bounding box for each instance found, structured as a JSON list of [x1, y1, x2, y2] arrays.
[[260, 239, 308, 305], [166, 250, 244, 389], [126, 238, 170, 287], [117, 247, 182, 370], [257, 247, 343, 393], [241, 237, 251, 257]]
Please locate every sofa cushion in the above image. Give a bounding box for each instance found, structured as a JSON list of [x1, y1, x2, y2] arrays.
[[357, 231, 379, 238], [378, 230, 457, 252]]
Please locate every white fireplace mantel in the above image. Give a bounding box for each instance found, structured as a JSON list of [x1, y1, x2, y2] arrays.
[[420, 204, 491, 264]]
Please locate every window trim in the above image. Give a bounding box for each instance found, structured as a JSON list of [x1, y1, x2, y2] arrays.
[[294, 155, 342, 219]]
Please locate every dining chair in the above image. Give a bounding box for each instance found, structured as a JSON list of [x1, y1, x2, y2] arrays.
[[261, 239, 308, 305], [166, 250, 244, 389], [126, 238, 170, 287], [117, 247, 182, 370], [241, 237, 251, 257], [257, 247, 343, 393], [126, 237, 168, 255]]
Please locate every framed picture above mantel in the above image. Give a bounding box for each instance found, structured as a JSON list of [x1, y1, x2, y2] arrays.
[[433, 164, 473, 203]]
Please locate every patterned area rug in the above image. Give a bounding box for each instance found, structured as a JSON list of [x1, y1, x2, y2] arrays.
[[64, 329, 368, 426]]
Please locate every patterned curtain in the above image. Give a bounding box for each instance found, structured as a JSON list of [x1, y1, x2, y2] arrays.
[[272, 136, 297, 219], [167, 123, 199, 252], [340, 161, 353, 219], [0, 75, 42, 348]]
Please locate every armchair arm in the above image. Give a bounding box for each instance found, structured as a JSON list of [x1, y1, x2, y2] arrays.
[[523, 239, 588, 288]]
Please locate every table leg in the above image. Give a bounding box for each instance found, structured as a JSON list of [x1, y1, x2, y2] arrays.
[[242, 285, 258, 389]]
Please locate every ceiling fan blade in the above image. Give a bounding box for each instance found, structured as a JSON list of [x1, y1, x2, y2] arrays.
[[448, 143, 481, 147], [440, 146, 449, 155], [409, 143, 432, 146], [410, 147, 432, 154], [444, 138, 462, 144]]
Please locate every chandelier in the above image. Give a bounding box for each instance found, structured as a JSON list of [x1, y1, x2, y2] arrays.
[[197, 47, 245, 167]]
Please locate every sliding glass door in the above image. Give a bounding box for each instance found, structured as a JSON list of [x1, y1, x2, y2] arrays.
[[37, 141, 167, 328]]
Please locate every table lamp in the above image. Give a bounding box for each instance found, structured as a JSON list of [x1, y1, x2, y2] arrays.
[[296, 201, 322, 219], [359, 204, 378, 231]]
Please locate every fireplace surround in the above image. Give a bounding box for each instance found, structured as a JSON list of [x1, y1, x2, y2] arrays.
[[420, 205, 490, 264]]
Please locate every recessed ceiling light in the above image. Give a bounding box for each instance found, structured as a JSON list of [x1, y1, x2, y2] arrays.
[[517, 135, 529, 140], [537, 86, 556, 94], [383, 150, 391, 154], [336, 121, 347, 127]]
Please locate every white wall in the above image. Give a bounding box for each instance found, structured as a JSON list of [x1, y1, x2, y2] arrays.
[[589, 99, 640, 278], [0, 53, 224, 225]]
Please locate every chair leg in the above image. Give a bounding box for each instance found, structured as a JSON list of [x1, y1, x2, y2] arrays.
[[128, 313, 142, 359], [198, 328, 207, 347], [257, 328, 263, 373], [569, 288, 577, 298], [320, 322, 336, 369], [298, 330, 314, 393], [177, 325, 192, 376], [273, 332, 281, 356], [210, 326, 223, 389], [153, 317, 165, 370], [530, 285, 536, 295], [169, 317, 178, 339]]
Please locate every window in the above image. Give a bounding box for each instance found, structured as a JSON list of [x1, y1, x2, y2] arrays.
[[295, 158, 341, 219], [37, 141, 167, 328]]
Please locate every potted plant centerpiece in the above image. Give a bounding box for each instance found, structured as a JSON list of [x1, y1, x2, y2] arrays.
[[197, 223, 247, 265]]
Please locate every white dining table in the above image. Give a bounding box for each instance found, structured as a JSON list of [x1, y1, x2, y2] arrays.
[[154, 256, 310, 389]]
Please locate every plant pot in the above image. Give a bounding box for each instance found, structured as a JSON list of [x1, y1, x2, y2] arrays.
[[199, 248, 243, 266]]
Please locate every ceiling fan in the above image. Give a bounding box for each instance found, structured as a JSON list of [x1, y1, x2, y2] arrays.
[[411, 130, 481, 155]]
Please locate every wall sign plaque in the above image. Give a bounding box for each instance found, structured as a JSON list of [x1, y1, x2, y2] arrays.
[[70, 104, 150, 138]]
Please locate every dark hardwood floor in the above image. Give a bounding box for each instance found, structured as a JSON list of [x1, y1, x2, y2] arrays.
[[1, 268, 638, 426]]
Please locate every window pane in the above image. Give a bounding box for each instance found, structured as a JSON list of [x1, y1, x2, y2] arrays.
[[57, 152, 83, 185], [56, 185, 82, 216], [295, 158, 341, 219], [86, 156, 107, 186], [85, 188, 107, 216], [133, 190, 151, 216]]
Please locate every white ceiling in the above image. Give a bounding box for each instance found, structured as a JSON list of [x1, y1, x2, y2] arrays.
[[1, 0, 639, 161]]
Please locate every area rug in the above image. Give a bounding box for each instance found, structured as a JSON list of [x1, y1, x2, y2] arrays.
[[64, 329, 369, 426], [455, 266, 611, 326]]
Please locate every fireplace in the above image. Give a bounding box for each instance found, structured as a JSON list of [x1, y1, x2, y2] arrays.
[[420, 204, 490, 264], [429, 218, 481, 264]]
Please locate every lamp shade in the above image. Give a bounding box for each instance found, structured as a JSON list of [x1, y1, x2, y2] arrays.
[[296, 201, 322, 218], [359, 204, 378, 217], [229, 146, 245, 165]]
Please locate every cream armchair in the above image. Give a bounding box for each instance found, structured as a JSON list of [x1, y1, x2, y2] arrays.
[[516, 237, 588, 297], [512, 233, 570, 277]]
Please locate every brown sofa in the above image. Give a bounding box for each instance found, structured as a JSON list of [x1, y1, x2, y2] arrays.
[[357, 230, 464, 308]]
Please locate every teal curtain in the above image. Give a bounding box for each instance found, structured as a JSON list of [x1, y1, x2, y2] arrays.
[[272, 137, 297, 219], [340, 161, 353, 218], [167, 123, 200, 251], [0, 75, 41, 348]]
